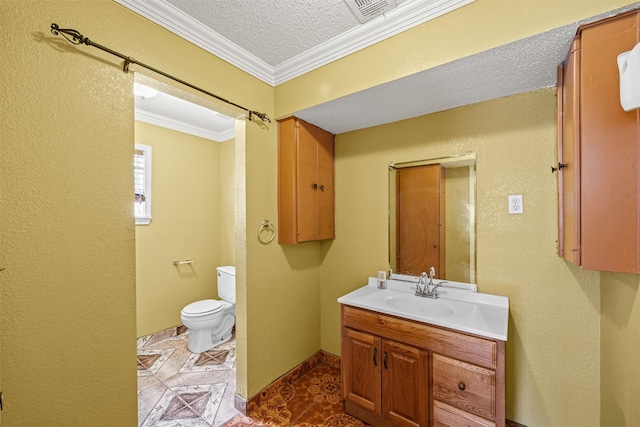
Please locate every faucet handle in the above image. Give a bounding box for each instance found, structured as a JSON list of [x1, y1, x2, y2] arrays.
[[419, 272, 427, 283]]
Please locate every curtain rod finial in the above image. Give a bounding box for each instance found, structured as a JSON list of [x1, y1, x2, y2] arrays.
[[251, 111, 271, 123], [51, 23, 89, 46]]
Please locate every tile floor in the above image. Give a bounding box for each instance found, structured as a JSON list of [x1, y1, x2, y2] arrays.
[[138, 329, 526, 427], [226, 353, 365, 427], [137, 328, 239, 426], [137, 329, 364, 427]]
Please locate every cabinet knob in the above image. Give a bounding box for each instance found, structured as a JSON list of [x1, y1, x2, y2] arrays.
[[458, 382, 466, 391], [319, 185, 325, 191], [551, 162, 567, 173], [313, 183, 318, 190]]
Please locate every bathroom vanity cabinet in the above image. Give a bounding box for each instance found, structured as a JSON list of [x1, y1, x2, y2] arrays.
[[278, 117, 335, 244], [341, 305, 505, 427], [556, 10, 640, 273]]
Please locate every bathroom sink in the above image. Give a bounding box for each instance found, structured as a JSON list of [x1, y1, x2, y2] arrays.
[[385, 295, 454, 317], [337, 277, 509, 341]]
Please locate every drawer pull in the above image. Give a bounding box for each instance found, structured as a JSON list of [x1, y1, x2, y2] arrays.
[[383, 351, 388, 369], [373, 347, 377, 366], [458, 382, 466, 391]]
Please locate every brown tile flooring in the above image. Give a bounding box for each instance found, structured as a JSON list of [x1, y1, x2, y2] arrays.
[[224, 360, 364, 427]]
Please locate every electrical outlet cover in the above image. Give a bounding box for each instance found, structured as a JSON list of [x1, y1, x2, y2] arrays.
[[509, 195, 523, 214]]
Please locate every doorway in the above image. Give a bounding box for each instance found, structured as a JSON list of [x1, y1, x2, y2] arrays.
[[133, 74, 243, 426]]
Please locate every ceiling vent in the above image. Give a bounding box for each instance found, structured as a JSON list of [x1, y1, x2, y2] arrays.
[[344, 0, 399, 24]]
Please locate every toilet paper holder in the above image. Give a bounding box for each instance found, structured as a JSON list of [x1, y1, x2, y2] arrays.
[[173, 259, 193, 265]]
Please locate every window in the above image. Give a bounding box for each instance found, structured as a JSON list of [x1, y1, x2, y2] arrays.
[[134, 143, 152, 225]]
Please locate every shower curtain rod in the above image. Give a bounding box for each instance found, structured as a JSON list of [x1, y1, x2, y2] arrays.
[[50, 23, 271, 124]]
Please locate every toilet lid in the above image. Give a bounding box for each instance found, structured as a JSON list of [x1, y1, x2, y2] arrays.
[[182, 299, 223, 316]]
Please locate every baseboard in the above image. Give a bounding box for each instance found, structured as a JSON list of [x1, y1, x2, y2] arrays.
[[136, 324, 188, 349]]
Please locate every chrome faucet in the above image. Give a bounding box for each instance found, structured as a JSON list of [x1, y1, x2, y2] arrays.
[[415, 267, 447, 299]]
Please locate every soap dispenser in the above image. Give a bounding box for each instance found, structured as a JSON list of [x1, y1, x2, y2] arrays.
[[618, 42, 640, 111], [377, 271, 387, 289]]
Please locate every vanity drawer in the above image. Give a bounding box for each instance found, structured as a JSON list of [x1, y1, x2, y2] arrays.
[[432, 354, 496, 420], [433, 400, 496, 427]]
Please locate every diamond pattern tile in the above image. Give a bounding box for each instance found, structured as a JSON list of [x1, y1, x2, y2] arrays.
[[137, 328, 237, 426]]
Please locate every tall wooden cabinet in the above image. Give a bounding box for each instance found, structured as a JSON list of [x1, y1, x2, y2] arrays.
[[278, 117, 335, 244], [557, 10, 640, 273]]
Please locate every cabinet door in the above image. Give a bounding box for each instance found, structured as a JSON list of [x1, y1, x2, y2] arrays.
[[278, 117, 298, 243], [580, 13, 640, 272], [382, 340, 429, 427], [316, 126, 335, 240], [557, 38, 582, 265], [296, 119, 320, 242], [342, 328, 381, 414]]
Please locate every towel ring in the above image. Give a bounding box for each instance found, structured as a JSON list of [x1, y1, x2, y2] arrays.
[[258, 219, 276, 244]]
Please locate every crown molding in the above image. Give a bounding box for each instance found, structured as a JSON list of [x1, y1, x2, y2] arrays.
[[135, 110, 235, 142], [115, 0, 276, 85], [273, 0, 475, 85], [116, 0, 474, 86]]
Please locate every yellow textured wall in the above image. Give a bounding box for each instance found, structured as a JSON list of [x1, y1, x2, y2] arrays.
[[0, 2, 138, 424], [0, 0, 293, 422], [221, 138, 237, 267], [135, 122, 226, 337], [321, 89, 601, 426], [601, 272, 640, 427], [242, 116, 322, 397]]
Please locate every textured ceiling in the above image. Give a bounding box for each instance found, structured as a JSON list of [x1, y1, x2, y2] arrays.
[[298, 22, 575, 134], [164, 0, 379, 67], [125, 1, 640, 139], [118, 0, 467, 84]]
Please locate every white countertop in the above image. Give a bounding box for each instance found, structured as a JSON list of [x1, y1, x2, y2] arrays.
[[338, 277, 509, 341]]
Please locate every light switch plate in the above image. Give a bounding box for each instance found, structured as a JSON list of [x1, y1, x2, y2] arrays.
[[509, 195, 523, 214]]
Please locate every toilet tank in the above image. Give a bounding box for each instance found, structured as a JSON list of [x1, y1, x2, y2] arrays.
[[216, 266, 236, 304]]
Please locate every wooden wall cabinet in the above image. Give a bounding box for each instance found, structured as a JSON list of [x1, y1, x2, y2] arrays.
[[557, 11, 640, 273], [278, 117, 335, 244], [341, 306, 505, 427]]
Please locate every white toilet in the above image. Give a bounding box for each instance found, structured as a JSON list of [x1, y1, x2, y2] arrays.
[[180, 265, 236, 353]]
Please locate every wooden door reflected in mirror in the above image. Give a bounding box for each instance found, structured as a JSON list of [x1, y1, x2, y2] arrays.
[[395, 164, 445, 277], [389, 154, 476, 283]]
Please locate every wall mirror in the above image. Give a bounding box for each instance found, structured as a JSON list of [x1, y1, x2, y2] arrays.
[[389, 153, 476, 283]]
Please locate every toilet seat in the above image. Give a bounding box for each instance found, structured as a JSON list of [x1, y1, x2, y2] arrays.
[[182, 299, 223, 316]]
